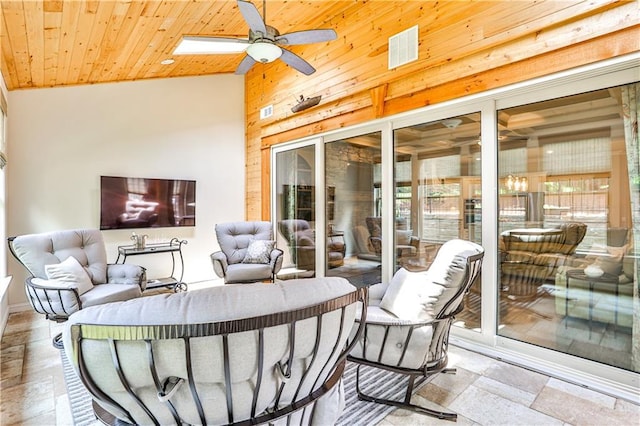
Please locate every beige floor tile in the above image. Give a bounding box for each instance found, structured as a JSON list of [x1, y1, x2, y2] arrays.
[[482, 361, 549, 395], [446, 347, 499, 376], [616, 398, 640, 414], [0, 344, 25, 362], [449, 385, 563, 426], [532, 386, 637, 426], [0, 357, 23, 381], [0, 377, 56, 425], [545, 377, 616, 408], [1, 327, 50, 346], [472, 376, 538, 406], [55, 394, 73, 426], [3, 315, 48, 335], [382, 396, 475, 425], [12, 411, 58, 426], [418, 367, 478, 407]]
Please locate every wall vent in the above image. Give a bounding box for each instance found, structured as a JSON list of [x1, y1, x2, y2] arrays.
[[388, 25, 418, 69], [260, 104, 273, 119]]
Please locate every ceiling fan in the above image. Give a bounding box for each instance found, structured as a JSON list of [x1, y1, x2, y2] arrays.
[[173, 0, 337, 76]]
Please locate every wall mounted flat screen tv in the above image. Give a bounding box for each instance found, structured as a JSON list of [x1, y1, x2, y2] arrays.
[[100, 176, 196, 230]]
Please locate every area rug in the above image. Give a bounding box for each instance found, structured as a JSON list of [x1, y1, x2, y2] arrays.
[[61, 350, 417, 426]]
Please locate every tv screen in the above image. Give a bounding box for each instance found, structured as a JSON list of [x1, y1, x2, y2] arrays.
[[100, 176, 196, 230]]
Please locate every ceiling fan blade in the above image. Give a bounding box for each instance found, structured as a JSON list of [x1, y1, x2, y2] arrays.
[[276, 29, 337, 46], [237, 0, 267, 36], [173, 36, 249, 55], [279, 48, 315, 75], [235, 55, 257, 75]]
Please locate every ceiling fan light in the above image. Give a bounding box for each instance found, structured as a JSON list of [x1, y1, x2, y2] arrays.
[[246, 42, 282, 63], [441, 118, 463, 129]]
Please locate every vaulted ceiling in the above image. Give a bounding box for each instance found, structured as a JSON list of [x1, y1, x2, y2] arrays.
[[0, 0, 352, 91]]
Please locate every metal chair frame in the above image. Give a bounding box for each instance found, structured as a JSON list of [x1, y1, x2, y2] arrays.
[[347, 251, 484, 421], [8, 236, 84, 322], [8, 235, 146, 348], [68, 287, 368, 425]]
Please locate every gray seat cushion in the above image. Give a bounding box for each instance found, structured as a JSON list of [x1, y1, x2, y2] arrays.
[[225, 262, 274, 283], [80, 283, 142, 308]]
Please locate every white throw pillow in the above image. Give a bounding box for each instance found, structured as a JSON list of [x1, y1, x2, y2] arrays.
[[379, 268, 432, 320], [242, 240, 275, 264], [45, 256, 94, 295], [585, 243, 627, 276]]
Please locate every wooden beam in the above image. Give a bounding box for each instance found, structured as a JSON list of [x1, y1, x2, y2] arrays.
[[383, 26, 640, 116], [370, 84, 388, 119]]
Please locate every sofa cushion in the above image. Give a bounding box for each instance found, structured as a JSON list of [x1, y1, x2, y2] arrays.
[[45, 256, 94, 295]]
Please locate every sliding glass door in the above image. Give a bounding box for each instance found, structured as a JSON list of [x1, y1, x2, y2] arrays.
[[325, 132, 382, 286], [270, 57, 640, 396], [273, 144, 316, 279], [497, 84, 638, 372], [394, 112, 482, 330]]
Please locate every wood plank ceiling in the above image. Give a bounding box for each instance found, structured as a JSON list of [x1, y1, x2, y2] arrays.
[[0, 0, 349, 90]]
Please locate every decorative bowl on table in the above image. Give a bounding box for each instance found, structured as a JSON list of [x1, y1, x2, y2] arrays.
[[584, 264, 604, 278]]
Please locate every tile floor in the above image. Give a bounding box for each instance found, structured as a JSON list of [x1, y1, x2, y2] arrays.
[[1, 290, 639, 425]]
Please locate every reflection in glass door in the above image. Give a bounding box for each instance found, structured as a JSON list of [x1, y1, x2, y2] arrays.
[[325, 132, 382, 286], [497, 84, 638, 372], [393, 112, 482, 330], [274, 145, 316, 279]]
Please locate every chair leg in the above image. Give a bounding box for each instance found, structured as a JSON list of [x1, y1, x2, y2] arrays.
[[52, 332, 64, 349], [354, 365, 457, 421]]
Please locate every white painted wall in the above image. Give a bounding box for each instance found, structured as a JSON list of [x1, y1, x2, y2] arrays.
[[0, 69, 8, 332], [6, 74, 245, 309]]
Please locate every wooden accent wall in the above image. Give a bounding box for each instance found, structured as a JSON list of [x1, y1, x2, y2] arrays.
[[245, 1, 640, 220]]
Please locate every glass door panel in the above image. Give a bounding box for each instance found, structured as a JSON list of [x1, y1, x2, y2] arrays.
[[274, 145, 316, 279], [497, 84, 638, 372], [325, 132, 382, 286], [394, 112, 482, 330]]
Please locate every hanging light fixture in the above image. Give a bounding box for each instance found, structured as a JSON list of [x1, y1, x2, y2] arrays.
[[506, 174, 528, 192], [246, 41, 282, 63]]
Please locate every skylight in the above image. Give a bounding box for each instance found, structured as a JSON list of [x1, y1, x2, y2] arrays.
[[173, 36, 248, 55]]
